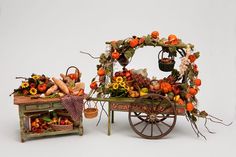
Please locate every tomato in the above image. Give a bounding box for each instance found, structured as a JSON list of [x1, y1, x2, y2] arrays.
[[97, 68, 106, 76], [90, 82, 98, 90], [37, 83, 47, 93], [68, 74, 77, 80], [112, 51, 120, 59]]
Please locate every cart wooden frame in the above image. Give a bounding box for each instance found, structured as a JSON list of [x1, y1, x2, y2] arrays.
[[86, 34, 196, 139]]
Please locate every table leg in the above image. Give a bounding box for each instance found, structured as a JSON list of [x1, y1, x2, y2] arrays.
[[111, 111, 114, 123], [108, 103, 111, 136], [18, 106, 26, 142]]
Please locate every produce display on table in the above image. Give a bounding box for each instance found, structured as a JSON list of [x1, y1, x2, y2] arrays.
[[11, 66, 85, 140], [11, 66, 85, 98], [85, 31, 231, 139]]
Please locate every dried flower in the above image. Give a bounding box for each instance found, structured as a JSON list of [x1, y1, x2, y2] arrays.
[[116, 76, 123, 83], [30, 88, 37, 95], [21, 82, 29, 88], [32, 75, 40, 80], [112, 83, 119, 90]]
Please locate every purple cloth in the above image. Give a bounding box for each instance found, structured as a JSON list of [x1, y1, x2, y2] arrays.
[[61, 95, 84, 121]]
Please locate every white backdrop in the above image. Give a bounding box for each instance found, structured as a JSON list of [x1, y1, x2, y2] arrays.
[[0, 0, 236, 157]]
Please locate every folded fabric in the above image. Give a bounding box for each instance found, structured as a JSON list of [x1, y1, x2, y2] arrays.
[[61, 95, 84, 121]]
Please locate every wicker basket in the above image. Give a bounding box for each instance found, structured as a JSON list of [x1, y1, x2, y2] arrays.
[[158, 59, 175, 72], [51, 124, 73, 131], [158, 49, 175, 72], [84, 108, 98, 119], [66, 66, 81, 82]]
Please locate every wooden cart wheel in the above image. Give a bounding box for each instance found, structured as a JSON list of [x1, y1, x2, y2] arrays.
[[134, 112, 168, 122], [128, 94, 177, 139]]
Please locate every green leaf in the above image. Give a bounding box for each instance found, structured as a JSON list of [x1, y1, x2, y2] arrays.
[[91, 77, 96, 82], [145, 35, 152, 45], [124, 49, 135, 59], [194, 52, 200, 59], [199, 111, 208, 118], [116, 40, 123, 48], [42, 117, 51, 122], [169, 47, 176, 53]]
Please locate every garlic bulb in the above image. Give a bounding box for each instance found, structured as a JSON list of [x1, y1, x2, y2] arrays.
[[179, 44, 192, 76]]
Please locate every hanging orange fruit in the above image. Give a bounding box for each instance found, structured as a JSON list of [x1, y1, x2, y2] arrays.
[[111, 50, 120, 59], [90, 82, 98, 90], [188, 55, 196, 63], [97, 68, 105, 76], [194, 78, 201, 86], [151, 31, 159, 39], [129, 38, 139, 48], [186, 102, 194, 112], [189, 87, 198, 95], [185, 93, 192, 99]]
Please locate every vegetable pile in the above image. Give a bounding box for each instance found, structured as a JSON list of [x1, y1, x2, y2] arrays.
[[11, 67, 85, 98]]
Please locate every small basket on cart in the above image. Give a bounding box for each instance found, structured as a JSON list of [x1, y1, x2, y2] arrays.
[[84, 102, 98, 119], [158, 49, 175, 72]]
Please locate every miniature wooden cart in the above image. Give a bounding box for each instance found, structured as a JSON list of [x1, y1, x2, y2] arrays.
[[14, 96, 83, 142], [85, 32, 199, 139]]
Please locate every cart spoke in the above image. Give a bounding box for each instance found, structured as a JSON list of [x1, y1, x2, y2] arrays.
[[160, 121, 171, 128], [133, 120, 144, 126], [141, 122, 149, 134], [155, 123, 163, 134], [166, 115, 175, 118], [151, 123, 153, 136], [131, 114, 147, 118]]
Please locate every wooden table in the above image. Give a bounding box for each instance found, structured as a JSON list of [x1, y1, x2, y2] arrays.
[[14, 95, 83, 142]]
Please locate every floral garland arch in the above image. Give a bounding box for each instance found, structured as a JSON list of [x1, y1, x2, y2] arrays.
[[87, 31, 230, 139]]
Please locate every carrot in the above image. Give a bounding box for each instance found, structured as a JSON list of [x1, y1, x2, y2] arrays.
[[45, 84, 58, 96], [72, 82, 85, 95], [52, 77, 69, 94]]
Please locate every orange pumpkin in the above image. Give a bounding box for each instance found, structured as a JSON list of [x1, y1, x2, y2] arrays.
[[189, 87, 198, 95], [168, 34, 177, 41], [151, 31, 159, 39], [186, 102, 194, 112], [160, 82, 172, 93], [194, 78, 201, 86], [97, 68, 106, 76], [177, 98, 184, 106], [129, 38, 139, 48], [185, 93, 192, 99], [168, 34, 179, 45]]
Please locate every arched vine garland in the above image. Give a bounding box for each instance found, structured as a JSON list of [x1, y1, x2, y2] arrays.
[[85, 31, 231, 139]]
